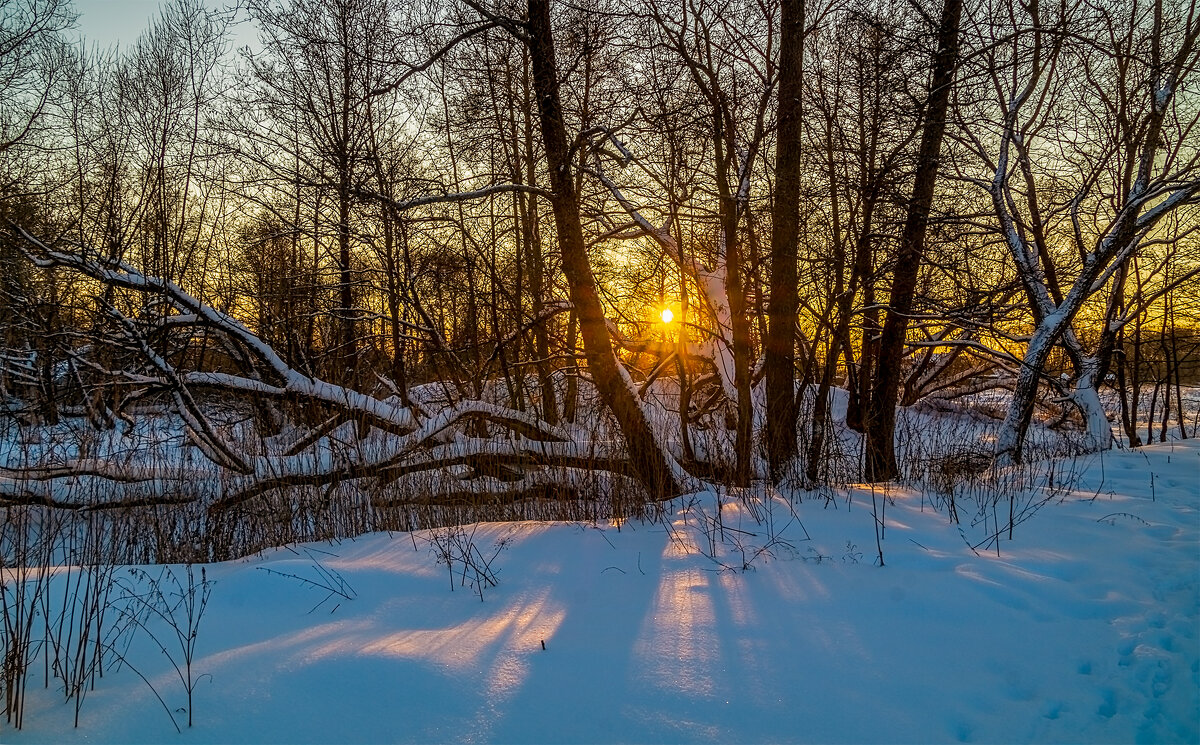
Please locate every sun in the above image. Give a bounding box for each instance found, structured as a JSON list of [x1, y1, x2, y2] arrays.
[[660, 307, 674, 324]]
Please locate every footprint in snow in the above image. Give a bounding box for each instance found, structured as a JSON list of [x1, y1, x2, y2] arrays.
[[1097, 688, 1118, 719], [1040, 700, 1064, 720]]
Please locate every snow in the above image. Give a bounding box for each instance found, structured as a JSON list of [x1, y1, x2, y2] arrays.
[[5, 440, 1198, 743]]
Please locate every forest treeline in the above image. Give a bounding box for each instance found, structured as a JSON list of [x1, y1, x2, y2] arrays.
[[0, 0, 1197, 515]]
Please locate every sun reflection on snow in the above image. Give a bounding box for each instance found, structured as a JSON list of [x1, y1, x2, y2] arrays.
[[193, 589, 566, 706], [284, 590, 566, 673], [322, 546, 441, 578], [635, 522, 724, 697], [358, 591, 565, 669], [662, 518, 702, 559], [635, 568, 718, 696], [717, 571, 755, 628]]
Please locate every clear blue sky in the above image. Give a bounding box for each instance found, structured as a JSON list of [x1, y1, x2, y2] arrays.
[[71, 0, 255, 51], [72, 0, 165, 48]]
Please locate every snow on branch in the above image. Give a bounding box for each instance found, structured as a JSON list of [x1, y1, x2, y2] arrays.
[[587, 157, 738, 405], [0, 225, 654, 512]]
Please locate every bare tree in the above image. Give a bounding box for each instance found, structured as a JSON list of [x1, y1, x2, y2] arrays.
[[521, 0, 686, 497], [765, 0, 806, 479], [243, 0, 398, 385], [5, 0, 1199, 536], [0, 0, 74, 158], [957, 0, 1200, 463], [801, 1, 922, 481], [861, 0, 963, 481]]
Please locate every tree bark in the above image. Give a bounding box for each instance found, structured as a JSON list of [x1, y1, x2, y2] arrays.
[[863, 0, 962, 481], [526, 0, 682, 498], [765, 0, 805, 479]]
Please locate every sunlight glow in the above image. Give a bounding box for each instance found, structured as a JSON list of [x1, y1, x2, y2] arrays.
[[660, 308, 674, 324]]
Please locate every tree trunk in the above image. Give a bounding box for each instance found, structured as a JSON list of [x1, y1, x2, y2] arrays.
[[384, 210, 412, 407], [764, 0, 805, 479], [526, 0, 682, 498], [863, 0, 962, 481], [337, 161, 356, 385], [995, 321, 1063, 462], [711, 108, 754, 486], [522, 61, 558, 425]]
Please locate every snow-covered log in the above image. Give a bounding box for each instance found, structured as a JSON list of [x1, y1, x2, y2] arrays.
[[1, 225, 713, 513]]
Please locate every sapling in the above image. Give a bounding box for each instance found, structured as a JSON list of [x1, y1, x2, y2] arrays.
[[116, 564, 212, 728], [0, 506, 55, 730], [868, 482, 885, 566]]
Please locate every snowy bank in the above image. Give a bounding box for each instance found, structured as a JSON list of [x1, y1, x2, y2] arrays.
[[5, 441, 1198, 744]]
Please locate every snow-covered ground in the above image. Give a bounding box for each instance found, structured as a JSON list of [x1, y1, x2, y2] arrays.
[[5, 439, 1197, 743]]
